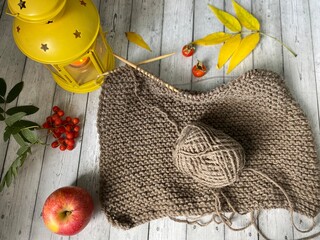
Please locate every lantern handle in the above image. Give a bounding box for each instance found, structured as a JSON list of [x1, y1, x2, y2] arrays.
[[5, 7, 18, 17]]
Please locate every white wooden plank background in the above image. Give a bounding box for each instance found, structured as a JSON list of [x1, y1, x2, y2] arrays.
[[0, 0, 320, 239]]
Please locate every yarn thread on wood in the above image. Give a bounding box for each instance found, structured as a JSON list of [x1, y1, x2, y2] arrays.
[[173, 122, 245, 188]]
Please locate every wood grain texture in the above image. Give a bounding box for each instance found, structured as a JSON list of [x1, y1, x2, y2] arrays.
[[310, 0, 320, 156], [29, 88, 88, 240], [127, 0, 164, 74], [280, 0, 320, 239], [159, 0, 194, 88], [309, 0, 320, 236], [72, 1, 112, 239], [0, 2, 27, 189], [0, 61, 56, 240], [192, 0, 225, 93], [253, 0, 294, 239], [0, 0, 320, 239]]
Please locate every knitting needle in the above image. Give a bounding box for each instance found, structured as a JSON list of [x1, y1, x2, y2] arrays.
[[136, 52, 176, 65], [96, 53, 179, 93], [112, 53, 137, 69], [98, 53, 176, 76], [96, 54, 136, 78]]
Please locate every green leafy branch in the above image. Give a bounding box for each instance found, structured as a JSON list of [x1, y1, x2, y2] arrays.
[[0, 78, 41, 192]]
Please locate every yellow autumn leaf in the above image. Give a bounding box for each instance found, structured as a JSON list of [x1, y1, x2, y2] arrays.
[[217, 34, 241, 69], [193, 32, 233, 46], [232, 0, 260, 31], [208, 4, 241, 32], [227, 33, 260, 73], [125, 32, 152, 51]]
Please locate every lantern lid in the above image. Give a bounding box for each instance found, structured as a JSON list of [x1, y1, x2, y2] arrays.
[[8, 0, 67, 23], [12, 0, 100, 64]]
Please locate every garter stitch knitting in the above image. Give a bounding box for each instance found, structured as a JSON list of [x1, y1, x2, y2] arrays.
[[97, 66, 320, 230]]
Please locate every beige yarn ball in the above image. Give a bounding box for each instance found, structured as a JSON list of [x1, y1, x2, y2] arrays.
[[172, 123, 245, 188]]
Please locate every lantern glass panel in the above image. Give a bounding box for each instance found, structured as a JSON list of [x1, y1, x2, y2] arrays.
[[94, 33, 108, 69], [64, 57, 99, 85], [46, 64, 62, 76]]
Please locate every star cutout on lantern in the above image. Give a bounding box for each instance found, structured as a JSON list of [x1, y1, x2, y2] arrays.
[[18, 0, 26, 10], [41, 43, 49, 52], [80, 0, 87, 6], [16, 26, 21, 33], [73, 30, 81, 38]]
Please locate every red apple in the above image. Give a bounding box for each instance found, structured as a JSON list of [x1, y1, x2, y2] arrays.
[[42, 186, 94, 236]]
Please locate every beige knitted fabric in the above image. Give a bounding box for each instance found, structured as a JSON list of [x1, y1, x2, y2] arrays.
[[97, 66, 320, 230]]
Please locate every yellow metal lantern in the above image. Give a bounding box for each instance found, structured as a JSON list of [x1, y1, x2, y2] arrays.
[[8, 0, 115, 93]]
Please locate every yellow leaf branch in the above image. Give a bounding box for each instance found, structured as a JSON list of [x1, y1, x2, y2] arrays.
[[217, 34, 241, 69], [208, 4, 241, 32], [227, 33, 260, 73], [191, 0, 297, 73], [192, 32, 233, 46], [259, 32, 298, 57], [232, 0, 260, 31]]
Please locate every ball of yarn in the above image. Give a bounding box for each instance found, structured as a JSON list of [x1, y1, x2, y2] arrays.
[[172, 123, 245, 188]]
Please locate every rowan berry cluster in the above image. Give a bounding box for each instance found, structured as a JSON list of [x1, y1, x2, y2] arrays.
[[42, 106, 80, 151]]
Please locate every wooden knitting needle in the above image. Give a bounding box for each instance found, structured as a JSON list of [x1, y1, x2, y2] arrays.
[[136, 52, 176, 65], [98, 52, 175, 76], [112, 53, 138, 69], [107, 53, 179, 93], [96, 54, 136, 78]]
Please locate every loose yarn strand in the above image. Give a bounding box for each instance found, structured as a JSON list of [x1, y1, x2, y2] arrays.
[[170, 191, 252, 231], [247, 168, 316, 234], [213, 193, 253, 231], [171, 168, 319, 239]]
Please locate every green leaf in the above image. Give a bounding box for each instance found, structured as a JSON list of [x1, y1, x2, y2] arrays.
[[10, 126, 22, 135], [11, 120, 40, 130], [5, 112, 26, 126], [6, 82, 24, 103], [0, 114, 4, 121], [0, 106, 4, 113], [13, 133, 27, 147], [11, 159, 21, 177], [20, 134, 32, 143], [13, 156, 22, 170], [19, 153, 28, 166], [0, 95, 4, 104], [0, 78, 6, 97], [17, 145, 30, 156], [0, 154, 27, 192], [5, 168, 13, 187], [4, 123, 34, 142], [21, 129, 38, 143], [11, 167, 18, 177], [4, 127, 12, 141], [6, 105, 39, 116]]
